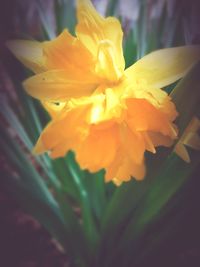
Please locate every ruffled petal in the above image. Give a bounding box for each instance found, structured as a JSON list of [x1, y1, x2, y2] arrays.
[[125, 46, 200, 88], [88, 88, 124, 124], [23, 70, 98, 101], [34, 102, 91, 155], [95, 40, 123, 82], [76, 0, 125, 79], [50, 142, 71, 159], [147, 132, 174, 147], [141, 132, 156, 153], [105, 152, 146, 184], [43, 29, 95, 73], [126, 98, 178, 138], [76, 124, 119, 172], [120, 125, 145, 164], [7, 30, 97, 79]]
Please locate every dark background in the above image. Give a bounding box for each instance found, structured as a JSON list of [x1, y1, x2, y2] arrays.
[[0, 0, 200, 266]]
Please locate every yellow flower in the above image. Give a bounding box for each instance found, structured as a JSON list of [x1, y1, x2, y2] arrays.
[[7, 0, 200, 185], [174, 117, 200, 163]]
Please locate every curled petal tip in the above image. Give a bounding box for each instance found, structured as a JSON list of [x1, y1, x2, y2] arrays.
[[6, 39, 44, 73], [33, 138, 46, 155]]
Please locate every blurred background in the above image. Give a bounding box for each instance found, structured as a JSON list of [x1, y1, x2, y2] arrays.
[[0, 0, 200, 267]]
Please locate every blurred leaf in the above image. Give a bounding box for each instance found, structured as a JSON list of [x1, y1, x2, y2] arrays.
[[55, 0, 76, 34], [0, 128, 90, 267], [171, 61, 200, 134], [106, 0, 119, 16], [137, 0, 148, 58], [123, 29, 137, 68], [98, 59, 200, 267], [113, 152, 200, 267], [36, 0, 56, 40], [66, 152, 100, 252]]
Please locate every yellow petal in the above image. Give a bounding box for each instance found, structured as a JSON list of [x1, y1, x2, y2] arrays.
[[125, 46, 200, 88], [43, 29, 95, 72], [7, 30, 97, 79], [50, 142, 70, 159], [76, 124, 119, 172], [126, 98, 177, 138], [6, 40, 45, 73], [183, 133, 200, 150], [181, 117, 200, 150], [40, 123, 62, 150], [41, 101, 66, 118], [105, 152, 146, 184], [23, 70, 98, 101], [174, 117, 200, 162], [34, 102, 91, 155], [174, 143, 190, 163], [33, 135, 47, 155], [76, 0, 125, 75], [33, 120, 67, 155], [105, 88, 124, 120], [142, 132, 156, 153], [147, 132, 174, 147], [88, 88, 124, 124], [95, 40, 123, 82], [120, 125, 145, 164]]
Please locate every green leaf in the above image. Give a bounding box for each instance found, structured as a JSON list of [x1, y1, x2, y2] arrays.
[[66, 152, 100, 252], [36, 0, 56, 40], [106, 0, 119, 16], [123, 29, 137, 68], [0, 128, 90, 267], [115, 153, 200, 267], [55, 0, 76, 34], [171, 61, 200, 134], [137, 0, 148, 58], [98, 59, 200, 267]]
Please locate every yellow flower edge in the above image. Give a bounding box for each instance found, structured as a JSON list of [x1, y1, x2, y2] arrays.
[[7, 0, 200, 185], [174, 117, 200, 163]]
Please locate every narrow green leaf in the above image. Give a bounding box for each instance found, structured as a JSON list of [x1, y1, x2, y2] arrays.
[[99, 58, 200, 267], [117, 153, 200, 267], [36, 0, 56, 40], [105, 0, 119, 16], [0, 132, 90, 267], [55, 0, 76, 34], [66, 152, 100, 251], [171, 61, 200, 134]]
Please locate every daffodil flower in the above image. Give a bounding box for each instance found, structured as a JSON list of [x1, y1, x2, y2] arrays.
[[7, 0, 200, 185]]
